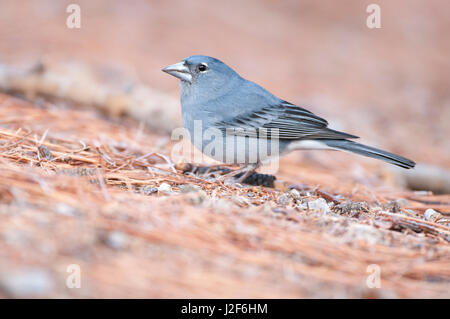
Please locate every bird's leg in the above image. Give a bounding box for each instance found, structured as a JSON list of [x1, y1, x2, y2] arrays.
[[203, 164, 232, 175], [217, 163, 260, 183], [176, 162, 233, 176], [217, 165, 248, 180]]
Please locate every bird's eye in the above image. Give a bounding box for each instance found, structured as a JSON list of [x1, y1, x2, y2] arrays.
[[197, 63, 208, 72]]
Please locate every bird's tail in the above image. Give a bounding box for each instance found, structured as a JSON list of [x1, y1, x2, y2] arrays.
[[321, 139, 415, 169]]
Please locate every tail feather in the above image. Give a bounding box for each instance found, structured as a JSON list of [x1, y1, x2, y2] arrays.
[[321, 139, 415, 169]]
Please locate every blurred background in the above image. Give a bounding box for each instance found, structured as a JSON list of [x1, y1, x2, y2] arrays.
[[1, 0, 449, 168], [0, 0, 449, 299]]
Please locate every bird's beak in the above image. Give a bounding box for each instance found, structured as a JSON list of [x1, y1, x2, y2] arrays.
[[162, 61, 192, 83]]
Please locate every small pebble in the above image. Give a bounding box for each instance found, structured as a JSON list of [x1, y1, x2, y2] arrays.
[[424, 209, 441, 222], [307, 198, 331, 214], [157, 183, 173, 194], [142, 186, 158, 195], [414, 191, 431, 196], [104, 231, 129, 250], [277, 194, 291, 206], [289, 189, 301, 200]]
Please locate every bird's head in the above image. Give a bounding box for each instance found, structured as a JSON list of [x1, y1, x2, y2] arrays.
[[162, 55, 240, 89]]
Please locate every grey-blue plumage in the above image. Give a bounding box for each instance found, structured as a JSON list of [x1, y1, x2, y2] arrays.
[[163, 55, 415, 170]]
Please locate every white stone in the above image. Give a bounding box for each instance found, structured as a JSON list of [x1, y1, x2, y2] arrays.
[[307, 198, 330, 213], [157, 182, 173, 194], [424, 209, 440, 222]]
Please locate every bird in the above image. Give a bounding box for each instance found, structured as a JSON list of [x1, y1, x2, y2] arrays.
[[162, 55, 415, 182]]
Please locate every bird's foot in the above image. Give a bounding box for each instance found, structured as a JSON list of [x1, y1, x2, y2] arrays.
[[175, 162, 230, 175], [176, 162, 276, 187], [216, 163, 258, 181], [215, 165, 248, 181], [218, 164, 276, 187], [234, 171, 276, 187]]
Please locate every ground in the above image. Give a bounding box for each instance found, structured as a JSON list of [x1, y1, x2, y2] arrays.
[[0, 0, 449, 298]]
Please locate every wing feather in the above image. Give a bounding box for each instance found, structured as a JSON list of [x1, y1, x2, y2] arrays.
[[215, 102, 358, 140]]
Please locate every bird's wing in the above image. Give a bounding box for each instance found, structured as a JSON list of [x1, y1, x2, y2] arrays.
[[215, 101, 359, 140]]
